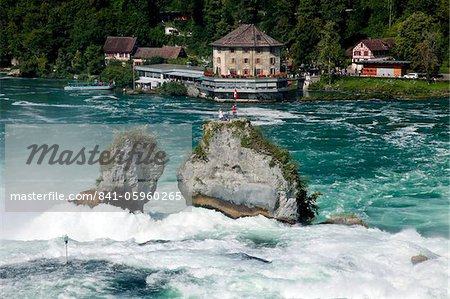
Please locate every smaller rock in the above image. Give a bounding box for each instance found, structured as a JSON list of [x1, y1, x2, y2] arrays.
[[411, 254, 428, 265], [7, 68, 21, 77], [319, 215, 368, 228], [74, 127, 166, 213], [187, 85, 200, 97], [74, 190, 100, 208]]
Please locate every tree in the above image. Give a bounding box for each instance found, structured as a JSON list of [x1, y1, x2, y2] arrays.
[[84, 44, 104, 75], [416, 32, 441, 80], [260, 0, 297, 46], [71, 50, 83, 74], [100, 61, 133, 88], [317, 21, 343, 83], [54, 48, 70, 78], [394, 12, 443, 75], [290, 0, 321, 71]]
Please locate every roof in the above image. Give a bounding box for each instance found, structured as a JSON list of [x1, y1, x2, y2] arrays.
[[345, 47, 353, 57], [134, 46, 186, 59], [166, 71, 201, 79], [103, 37, 137, 53], [356, 38, 395, 51], [135, 64, 204, 74], [210, 24, 283, 48], [355, 59, 410, 65]]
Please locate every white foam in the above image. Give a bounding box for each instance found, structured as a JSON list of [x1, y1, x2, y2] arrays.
[[11, 100, 119, 112], [85, 95, 119, 101], [1, 207, 448, 298], [384, 125, 425, 148], [238, 107, 300, 120], [180, 109, 217, 116], [0, 206, 449, 299]]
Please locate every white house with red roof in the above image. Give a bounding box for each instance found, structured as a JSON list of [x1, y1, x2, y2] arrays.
[[350, 38, 395, 71]]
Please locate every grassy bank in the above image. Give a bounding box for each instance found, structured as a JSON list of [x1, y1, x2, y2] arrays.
[[308, 76, 449, 99]]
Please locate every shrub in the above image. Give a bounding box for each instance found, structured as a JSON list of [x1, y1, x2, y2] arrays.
[[158, 81, 187, 96], [100, 61, 133, 88]]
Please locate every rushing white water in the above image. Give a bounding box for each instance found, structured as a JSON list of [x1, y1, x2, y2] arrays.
[[1, 206, 448, 298]]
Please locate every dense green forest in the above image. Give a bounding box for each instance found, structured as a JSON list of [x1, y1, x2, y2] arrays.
[[0, 0, 448, 79]]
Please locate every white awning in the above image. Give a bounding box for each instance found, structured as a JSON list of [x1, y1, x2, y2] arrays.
[[165, 71, 202, 79], [135, 77, 159, 83]]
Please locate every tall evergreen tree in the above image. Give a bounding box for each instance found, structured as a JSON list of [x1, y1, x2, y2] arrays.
[[317, 21, 344, 82]]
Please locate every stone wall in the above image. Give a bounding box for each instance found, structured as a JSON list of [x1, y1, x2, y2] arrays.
[[213, 47, 281, 76]]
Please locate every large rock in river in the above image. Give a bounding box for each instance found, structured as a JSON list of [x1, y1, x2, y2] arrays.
[[75, 127, 166, 212], [177, 119, 318, 223]]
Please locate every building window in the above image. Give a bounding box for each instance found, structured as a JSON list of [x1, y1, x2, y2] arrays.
[[256, 34, 261, 41], [354, 51, 361, 56], [270, 57, 275, 65], [231, 58, 235, 64], [364, 51, 369, 56], [256, 69, 262, 75], [244, 69, 249, 75], [119, 53, 124, 58], [244, 58, 249, 64], [270, 68, 276, 75], [217, 57, 221, 63], [256, 49, 261, 54], [230, 48, 235, 53], [229, 68, 236, 75], [255, 58, 260, 64]]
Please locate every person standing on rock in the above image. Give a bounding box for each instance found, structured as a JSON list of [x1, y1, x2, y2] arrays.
[[232, 105, 237, 118], [218, 109, 224, 121]]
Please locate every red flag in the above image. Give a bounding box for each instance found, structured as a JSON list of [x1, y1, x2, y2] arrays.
[[233, 88, 238, 100]]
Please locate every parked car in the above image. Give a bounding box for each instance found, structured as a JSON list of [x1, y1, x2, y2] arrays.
[[404, 73, 418, 79]]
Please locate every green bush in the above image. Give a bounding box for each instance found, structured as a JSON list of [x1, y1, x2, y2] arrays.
[[158, 81, 187, 96], [100, 61, 133, 88]]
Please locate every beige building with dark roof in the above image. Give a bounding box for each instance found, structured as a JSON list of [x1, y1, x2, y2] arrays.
[[103, 36, 137, 63], [210, 24, 283, 77], [133, 46, 187, 65]]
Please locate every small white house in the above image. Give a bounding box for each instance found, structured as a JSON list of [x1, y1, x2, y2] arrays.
[[164, 27, 180, 36]]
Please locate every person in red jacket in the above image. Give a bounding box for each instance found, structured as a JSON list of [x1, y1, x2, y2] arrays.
[[231, 105, 237, 118]]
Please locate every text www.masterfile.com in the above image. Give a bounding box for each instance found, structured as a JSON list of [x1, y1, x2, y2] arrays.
[[9, 191, 183, 201]]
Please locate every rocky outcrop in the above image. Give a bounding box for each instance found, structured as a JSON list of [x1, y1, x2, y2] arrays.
[[7, 68, 21, 77], [75, 127, 166, 212], [186, 85, 200, 98], [177, 119, 318, 224], [411, 255, 429, 265], [319, 215, 368, 228]]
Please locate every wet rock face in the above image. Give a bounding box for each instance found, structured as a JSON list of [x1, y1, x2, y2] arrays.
[[319, 216, 369, 228], [178, 120, 318, 223], [76, 127, 166, 212], [97, 139, 165, 212], [411, 255, 429, 265]]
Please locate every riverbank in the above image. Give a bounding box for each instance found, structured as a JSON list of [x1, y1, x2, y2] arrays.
[[307, 76, 450, 100]]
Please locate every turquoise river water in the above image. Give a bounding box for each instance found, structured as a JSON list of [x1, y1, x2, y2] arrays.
[[0, 77, 449, 298]]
